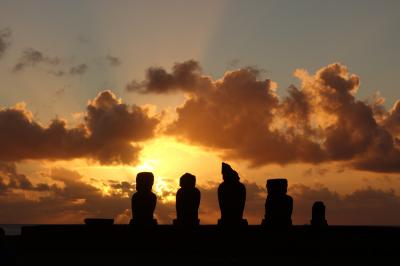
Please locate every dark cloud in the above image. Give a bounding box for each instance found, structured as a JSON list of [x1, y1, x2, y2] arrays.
[[0, 162, 51, 193], [125, 80, 142, 92], [50, 64, 89, 77], [69, 63, 88, 75], [131, 60, 400, 173], [13, 48, 61, 72], [0, 167, 129, 223], [0, 28, 11, 59], [125, 60, 213, 93], [106, 54, 121, 67], [0, 90, 159, 164]]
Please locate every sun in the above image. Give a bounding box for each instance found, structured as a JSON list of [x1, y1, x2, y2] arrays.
[[43, 136, 221, 202]]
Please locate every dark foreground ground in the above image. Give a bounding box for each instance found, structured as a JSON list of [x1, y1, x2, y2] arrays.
[[1, 225, 399, 265]]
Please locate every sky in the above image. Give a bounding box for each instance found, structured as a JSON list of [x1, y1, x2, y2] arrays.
[[1, 0, 400, 225]]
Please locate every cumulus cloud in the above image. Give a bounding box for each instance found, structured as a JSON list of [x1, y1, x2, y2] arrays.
[[130, 60, 400, 173], [166, 62, 326, 166], [0, 28, 11, 59], [13, 48, 61, 72], [69, 63, 88, 75], [0, 90, 159, 164], [126, 60, 212, 93]]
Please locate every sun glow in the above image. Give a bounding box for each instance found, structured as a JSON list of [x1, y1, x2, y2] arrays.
[[132, 136, 221, 201], [40, 137, 221, 202]]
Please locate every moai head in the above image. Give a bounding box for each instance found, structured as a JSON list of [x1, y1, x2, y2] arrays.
[[221, 162, 240, 182], [180, 173, 196, 189], [266, 178, 288, 196], [312, 201, 326, 219], [136, 172, 154, 192]]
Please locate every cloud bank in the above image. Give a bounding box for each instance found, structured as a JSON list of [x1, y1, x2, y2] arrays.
[[0, 90, 159, 164], [1, 166, 399, 225], [130, 60, 400, 173]]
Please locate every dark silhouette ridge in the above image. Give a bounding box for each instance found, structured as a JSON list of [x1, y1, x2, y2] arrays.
[[173, 173, 200, 227], [84, 218, 114, 226], [218, 162, 247, 226], [262, 178, 293, 227], [311, 201, 328, 227], [130, 172, 157, 226], [15, 225, 400, 266]]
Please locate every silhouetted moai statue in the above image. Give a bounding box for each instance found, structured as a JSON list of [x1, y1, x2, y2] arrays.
[[311, 201, 328, 227], [262, 178, 293, 227], [218, 162, 247, 226], [173, 173, 201, 226], [131, 172, 157, 226]]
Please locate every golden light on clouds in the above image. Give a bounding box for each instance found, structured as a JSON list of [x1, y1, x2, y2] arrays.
[[35, 136, 222, 202]]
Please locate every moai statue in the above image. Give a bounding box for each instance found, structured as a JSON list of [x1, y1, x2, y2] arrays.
[[218, 162, 247, 226], [262, 178, 293, 227], [311, 201, 328, 227], [174, 173, 201, 226], [131, 172, 157, 226]]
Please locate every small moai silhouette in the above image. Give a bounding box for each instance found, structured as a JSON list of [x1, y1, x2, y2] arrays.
[[130, 172, 157, 226], [218, 162, 247, 226], [174, 173, 201, 226], [262, 178, 293, 227], [311, 201, 328, 227]]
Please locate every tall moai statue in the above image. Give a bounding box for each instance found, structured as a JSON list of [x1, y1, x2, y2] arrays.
[[218, 162, 247, 226], [131, 172, 157, 226], [311, 201, 328, 227], [174, 173, 201, 226], [262, 178, 293, 227]]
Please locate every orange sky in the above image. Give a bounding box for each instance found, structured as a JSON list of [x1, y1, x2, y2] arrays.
[[1, 62, 400, 225], [1, 1, 400, 225]]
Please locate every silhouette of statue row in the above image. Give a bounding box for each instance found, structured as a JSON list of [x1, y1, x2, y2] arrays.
[[130, 162, 327, 227]]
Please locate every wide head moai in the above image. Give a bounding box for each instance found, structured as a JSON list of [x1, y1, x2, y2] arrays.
[[131, 172, 157, 226], [311, 201, 328, 227], [263, 178, 293, 227], [174, 173, 201, 226], [218, 162, 247, 226]]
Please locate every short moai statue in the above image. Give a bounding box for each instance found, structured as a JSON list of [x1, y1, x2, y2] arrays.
[[262, 178, 293, 227], [311, 201, 328, 227], [218, 162, 247, 226], [131, 172, 157, 226], [174, 173, 201, 226]]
